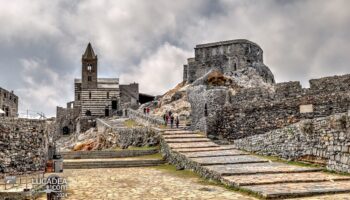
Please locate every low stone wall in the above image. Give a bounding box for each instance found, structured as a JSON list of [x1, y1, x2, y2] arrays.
[[234, 112, 350, 173], [95, 118, 160, 149], [127, 108, 164, 126], [0, 117, 53, 176]]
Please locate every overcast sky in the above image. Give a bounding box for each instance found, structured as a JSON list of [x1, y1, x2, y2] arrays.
[[0, 0, 349, 117]]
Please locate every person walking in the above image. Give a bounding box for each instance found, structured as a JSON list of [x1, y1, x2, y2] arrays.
[[163, 113, 167, 125], [143, 107, 146, 114], [146, 107, 150, 115], [170, 115, 174, 128], [175, 116, 179, 129], [165, 115, 169, 126]]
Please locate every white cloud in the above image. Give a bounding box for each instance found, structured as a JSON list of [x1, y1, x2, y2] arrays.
[[0, 0, 350, 116], [121, 43, 192, 95]]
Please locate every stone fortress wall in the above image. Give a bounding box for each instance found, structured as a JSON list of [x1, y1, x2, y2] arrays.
[[183, 39, 275, 84], [234, 112, 350, 173], [202, 74, 350, 141], [0, 118, 54, 176]]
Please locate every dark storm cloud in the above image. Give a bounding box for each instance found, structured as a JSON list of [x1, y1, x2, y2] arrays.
[[0, 0, 349, 117]]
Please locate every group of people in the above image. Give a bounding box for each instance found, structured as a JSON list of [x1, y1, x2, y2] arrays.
[[143, 107, 151, 115], [163, 111, 180, 129]]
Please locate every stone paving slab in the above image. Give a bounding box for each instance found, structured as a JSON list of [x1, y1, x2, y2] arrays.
[[191, 155, 267, 166], [163, 134, 205, 139], [165, 138, 211, 143], [163, 130, 199, 135], [182, 149, 249, 158], [286, 193, 350, 200], [169, 142, 219, 149], [204, 162, 321, 176], [36, 168, 256, 200], [176, 146, 237, 153], [222, 172, 350, 186], [64, 157, 159, 163], [243, 180, 350, 199]]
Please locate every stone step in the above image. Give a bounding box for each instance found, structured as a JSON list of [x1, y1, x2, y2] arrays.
[[182, 149, 249, 158], [163, 134, 206, 139], [221, 172, 350, 186], [191, 155, 268, 166], [176, 146, 237, 153], [169, 142, 219, 149], [60, 149, 158, 159], [204, 162, 322, 176], [242, 180, 350, 199], [63, 158, 165, 169], [165, 138, 211, 143], [163, 130, 197, 135]]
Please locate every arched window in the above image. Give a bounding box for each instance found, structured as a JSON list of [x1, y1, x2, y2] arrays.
[[87, 65, 92, 72], [107, 92, 110, 99], [89, 92, 92, 99], [234, 63, 237, 71]]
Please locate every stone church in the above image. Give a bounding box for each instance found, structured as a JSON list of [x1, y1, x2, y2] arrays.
[[74, 43, 139, 117], [56, 43, 140, 135]]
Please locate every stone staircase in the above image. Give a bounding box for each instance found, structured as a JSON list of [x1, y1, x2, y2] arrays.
[[161, 129, 350, 199], [62, 149, 165, 169], [63, 157, 165, 169]]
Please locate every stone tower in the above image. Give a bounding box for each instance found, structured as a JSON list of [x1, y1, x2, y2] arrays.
[[82, 43, 98, 89]]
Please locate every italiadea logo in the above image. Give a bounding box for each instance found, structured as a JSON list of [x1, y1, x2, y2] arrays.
[[32, 175, 69, 199]]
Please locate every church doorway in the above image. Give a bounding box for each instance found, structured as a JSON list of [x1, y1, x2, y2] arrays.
[[112, 100, 118, 110], [85, 110, 92, 116]]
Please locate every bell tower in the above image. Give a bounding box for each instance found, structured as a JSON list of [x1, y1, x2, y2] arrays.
[[82, 43, 98, 89]]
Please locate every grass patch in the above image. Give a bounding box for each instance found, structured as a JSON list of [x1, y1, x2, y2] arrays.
[[127, 145, 159, 151], [123, 119, 138, 128], [150, 164, 200, 179]]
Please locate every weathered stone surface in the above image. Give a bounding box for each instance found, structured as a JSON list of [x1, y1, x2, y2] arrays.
[[191, 155, 267, 165], [165, 138, 211, 143], [176, 146, 237, 153], [182, 149, 248, 158], [234, 113, 350, 173], [222, 172, 350, 186], [203, 163, 321, 176], [168, 142, 219, 149], [243, 181, 350, 199], [0, 118, 54, 176]]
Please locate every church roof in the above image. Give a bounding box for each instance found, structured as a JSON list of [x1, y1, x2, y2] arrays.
[[82, 43, 97, 59]]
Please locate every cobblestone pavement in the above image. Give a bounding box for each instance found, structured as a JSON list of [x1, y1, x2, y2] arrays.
[[37, 167, 256, 200]]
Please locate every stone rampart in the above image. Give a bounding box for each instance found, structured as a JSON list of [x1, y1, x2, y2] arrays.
[[193, 74, 350, 141], [0, 118, 53, 176], [234, 112, 350, 173]]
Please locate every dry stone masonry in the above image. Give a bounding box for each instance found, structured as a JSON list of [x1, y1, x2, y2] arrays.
[[234, 112, 350, 173], [184, 39, 350, 143], [0, 118, 54, 176]]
